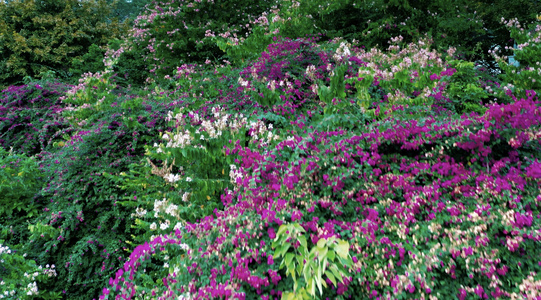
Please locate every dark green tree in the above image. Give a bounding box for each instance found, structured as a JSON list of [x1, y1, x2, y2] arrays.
[[0, 0, 129, 87]]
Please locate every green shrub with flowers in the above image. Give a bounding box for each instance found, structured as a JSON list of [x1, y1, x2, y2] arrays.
[[1, 1, 541, 299], [0, 242, 61, 299], [97, 23, 541, 300], [492, 18, 541, 101]]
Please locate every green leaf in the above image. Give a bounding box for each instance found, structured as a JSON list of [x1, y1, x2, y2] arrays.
[[325, 270, 337, 287], [327, 249, 336, 261], [330, 265, 344, 283], [285, 252, 295, 269], [335, 240, 349, 259], [317, 245, 328, 261], [316, 264, 323, 295], [298, 235, 307, 250]]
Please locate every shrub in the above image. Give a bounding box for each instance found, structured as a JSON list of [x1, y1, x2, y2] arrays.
[[104, 89, 541, 299], [113, 0, 276, 85], [99, 29, 541, 299], [0, 242, 61, 299], [23, 90, 171, 299], [0, 78, 71, 155], [492, 18, 541, 101]]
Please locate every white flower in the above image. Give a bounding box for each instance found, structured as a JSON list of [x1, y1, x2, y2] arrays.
[[150, 223, 157, 231], [164, 173, 181, 183], [160, 220, 170, 230], [165, 204, 179, 217], [182, 192, 191, 202], [185, 177, 192, 182], [135, 207, 147, 217]]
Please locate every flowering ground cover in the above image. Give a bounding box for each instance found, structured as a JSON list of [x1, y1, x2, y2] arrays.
[[0, 4, 540, 300]]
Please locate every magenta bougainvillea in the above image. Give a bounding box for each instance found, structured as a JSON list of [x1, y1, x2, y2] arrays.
[[98, 33, 541, 299]]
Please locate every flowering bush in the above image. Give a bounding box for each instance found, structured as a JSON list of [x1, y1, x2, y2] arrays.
[[493, 18, 541, 101], [110, 0, 276, 85], [0, 243, 61, 299], [0, 79, 71, 155], [2, 5, 541, 299], [98, 32, 541, 299], [19, 89, 174, 299]]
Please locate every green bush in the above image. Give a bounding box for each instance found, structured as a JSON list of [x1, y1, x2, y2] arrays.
[[22, 90, 170, 299], [111, 0, 276, 85], [0, 77, 71, 155]]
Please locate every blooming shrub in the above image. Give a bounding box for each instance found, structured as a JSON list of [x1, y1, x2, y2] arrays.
[[102, 89, 541, 299], [493, 18, 541, 101], [2, 4, 540, 299], [0, 243, 60, 299], [111, 0, 277, 85], [0, 79, 71, 155], [21, 90, 174, 299], [99, 32, 541, 299]]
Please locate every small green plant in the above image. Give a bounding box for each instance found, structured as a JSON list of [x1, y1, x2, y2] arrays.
[[272, 223, 353, 299], [318, 64, 348, 116]]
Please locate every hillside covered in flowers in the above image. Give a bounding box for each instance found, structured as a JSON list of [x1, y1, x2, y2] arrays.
[[1, 0, 540, 299]]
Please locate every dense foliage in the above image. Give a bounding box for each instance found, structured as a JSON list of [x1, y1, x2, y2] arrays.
[[0, 0, 128, 87], [0, 0, 540, 299]]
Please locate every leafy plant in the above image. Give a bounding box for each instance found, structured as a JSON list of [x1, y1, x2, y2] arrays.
[[272, 223, 352, 299], [0, 242, 62, 300]]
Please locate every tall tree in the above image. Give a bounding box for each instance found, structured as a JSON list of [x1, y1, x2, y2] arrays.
[[0, 0, 129, 87]]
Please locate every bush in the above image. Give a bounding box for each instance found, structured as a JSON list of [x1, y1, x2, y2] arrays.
[[99, 32, 541, 299], [22, 90, 171, 299], [0, 77, 71, 155], [109, 0, 278, 85]]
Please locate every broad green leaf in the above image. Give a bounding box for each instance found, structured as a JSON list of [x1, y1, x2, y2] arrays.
[[330, 265, 344, 283], [285, 253, 295, 269], [279, 243, 291, 257], [316, 264, 323, 295], [276, 224, 288, 237], [298, 235, 307, 250], [307, 278, 316, 296], [317, 238, 326, 248], [335, 240, 349, 259], [327, 249, 336, 261], [281, 292, 296, 300], [325, 270, 337, 287]]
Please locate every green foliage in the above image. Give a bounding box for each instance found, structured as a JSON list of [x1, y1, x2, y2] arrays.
[[0, 0, 129, 87], [216, 25, 276, 67], [118, 0, 276, 84], [495, 20, 541, 100], [22, 91, 169, 299], [61, 71, 120, 127], [318, 64, 348, 116], [0, 147, 42, 219], [445, 60, 489, 115], [272, 223, 352, 299], [146, 105, 249, 222], [0, 78, 71, 155], [0, 242, 62, 300], [69, 44, 107, 79]]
